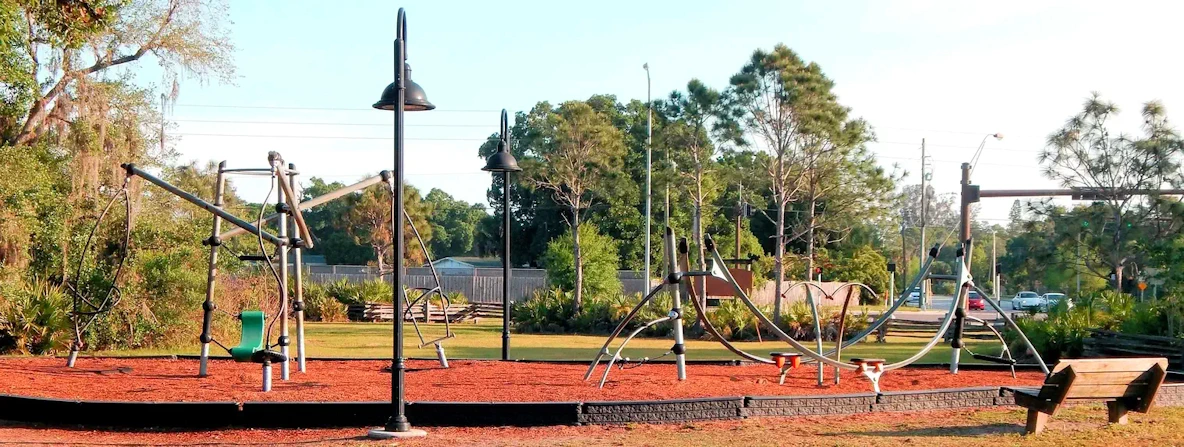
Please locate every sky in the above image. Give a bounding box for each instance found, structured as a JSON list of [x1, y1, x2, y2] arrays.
[[151, 0, 1184, 226]]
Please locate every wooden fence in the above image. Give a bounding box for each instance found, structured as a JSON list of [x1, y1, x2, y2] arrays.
[[301, 265, 651, 304], [1084, 329, 1184, 371]]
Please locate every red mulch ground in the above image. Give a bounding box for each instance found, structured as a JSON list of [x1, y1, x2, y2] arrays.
[[0, 357, 1043, 403]]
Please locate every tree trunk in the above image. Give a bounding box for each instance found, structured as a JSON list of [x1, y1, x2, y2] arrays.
[[1114, 263, 1124, 293], [805, 198, 816, 283], [572, 209, 583, 313], [693, 175, 707, 313], [773, 195, 786, 326]]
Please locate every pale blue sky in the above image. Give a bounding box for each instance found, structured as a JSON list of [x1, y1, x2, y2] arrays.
[[156, 0, 1184, 226]]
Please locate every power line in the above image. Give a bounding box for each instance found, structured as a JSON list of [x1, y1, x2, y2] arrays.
[[875, 140, 1042, 154], [173, 103, 500, 113], [176, 133, 498, 142], [173, 119, 496, 128]]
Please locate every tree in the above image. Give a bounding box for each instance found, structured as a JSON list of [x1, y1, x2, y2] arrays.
[[424, 189, 486, 258], [541, 223, 621, 299], [662, 79, 731, 309], [7, 0, 233, 146], [301, 177, 370, 265], [1038, 94, 1184, 291], [519, 101, 626, 311], [341, 184, 431, 271], [727, 44, 856, 323]]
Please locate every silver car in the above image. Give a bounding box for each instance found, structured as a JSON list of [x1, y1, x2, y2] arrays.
[[1042, 293, 1070, 310], [1010, 291, 1044, 310]]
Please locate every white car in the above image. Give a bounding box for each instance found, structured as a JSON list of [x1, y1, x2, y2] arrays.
[[1042, 293, 1071, 310], [1010, 291, 1044, 310], [904, 288, 922, 306]]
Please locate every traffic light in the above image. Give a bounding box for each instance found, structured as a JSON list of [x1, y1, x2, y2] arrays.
[[887, 262, 896, 273], [814, 267, 822, 276], [995, 263, 1003, 274]]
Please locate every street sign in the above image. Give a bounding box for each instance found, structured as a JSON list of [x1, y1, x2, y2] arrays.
[[1138, 282, 1147, 291]]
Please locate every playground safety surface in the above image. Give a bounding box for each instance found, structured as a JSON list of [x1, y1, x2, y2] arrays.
[[0, 357, 1043, 403]]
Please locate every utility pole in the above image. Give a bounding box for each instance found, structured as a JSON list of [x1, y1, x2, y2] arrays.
[[919, 138, 928, 310], [992, 231, 998, 299], [643, 63, 652, 287], [900, 221, 908, 297]]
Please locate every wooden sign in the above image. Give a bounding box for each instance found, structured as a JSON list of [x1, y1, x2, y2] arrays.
[[704, 268, 753, 297]]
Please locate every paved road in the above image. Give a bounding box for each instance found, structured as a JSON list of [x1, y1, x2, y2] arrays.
[[884, 295, 1025, 322]]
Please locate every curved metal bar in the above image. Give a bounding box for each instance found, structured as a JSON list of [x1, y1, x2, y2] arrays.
[[972, 283, 1051, 375], [598, 315, 676, 388], [706, 247, 858, 371], [803, 253, 942, 361], [583, 283, 667, 380], [68, 183, 132, 364], [964, 315, 1014, 361], [682, 247, 772, 365], [881, 255, 968, 371]]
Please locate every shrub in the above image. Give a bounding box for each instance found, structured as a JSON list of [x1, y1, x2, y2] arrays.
[[0, 279, 71, 354], [541, 224, 622, 298], [302, 281, 347, 322]]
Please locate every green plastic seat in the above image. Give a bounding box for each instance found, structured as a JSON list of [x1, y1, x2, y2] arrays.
[[228, 310, 266, 362]]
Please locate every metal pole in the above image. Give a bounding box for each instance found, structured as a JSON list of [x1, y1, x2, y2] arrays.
[[199, 162, 226, 377], [290, 163, 306, 373], [386, 8, 411, 434], [951, 162, 973, 374], [501, 169, 512, 361], [919, 138, 927, 311], [644, 63, 652, 288], [120, 164, 286, 246], [277, 166, 290, 381]]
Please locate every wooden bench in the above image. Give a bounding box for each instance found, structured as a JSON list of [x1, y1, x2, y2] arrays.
[[1014, 357, 1168, 435]]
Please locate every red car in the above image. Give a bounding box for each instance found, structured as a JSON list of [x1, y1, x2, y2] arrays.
[[968, 291, 986, 310]]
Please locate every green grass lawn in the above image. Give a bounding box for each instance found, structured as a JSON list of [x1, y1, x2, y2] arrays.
[[102, 320, 1010, 365]]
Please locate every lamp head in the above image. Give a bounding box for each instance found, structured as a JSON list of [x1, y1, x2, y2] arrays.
[[992, 133, 1003, 140], [482, 140, 521, 173], [373, 64, 435, 111]]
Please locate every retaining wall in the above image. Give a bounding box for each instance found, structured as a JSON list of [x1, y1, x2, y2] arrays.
[[7, 384, 1182, 429]]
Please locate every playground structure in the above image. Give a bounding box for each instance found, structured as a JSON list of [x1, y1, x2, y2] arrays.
[[587, 162, 1054, 392], [64, 152, 455, 391]]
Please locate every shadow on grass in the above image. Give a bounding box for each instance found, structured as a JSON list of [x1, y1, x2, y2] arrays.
[[847, 422, 1023, 438], [0, 421, 369, 446]]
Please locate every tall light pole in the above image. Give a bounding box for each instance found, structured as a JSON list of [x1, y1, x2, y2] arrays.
[[484, 109, 521, 361], [643, 63, 652, 286], [919, 138, 928, 310], [369, 7, 434, 440]]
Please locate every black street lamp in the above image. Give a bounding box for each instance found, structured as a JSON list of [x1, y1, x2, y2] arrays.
[[483, 109, 521, 361], [369, 7, 433, 440]]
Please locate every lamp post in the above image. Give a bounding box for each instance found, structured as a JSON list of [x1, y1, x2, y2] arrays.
[[369, 7, 434, 440], [643, 63, 652, 290], [483, 109, 522, 361]]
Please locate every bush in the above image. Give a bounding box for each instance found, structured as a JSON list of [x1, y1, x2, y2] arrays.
[[510, 288, 698, 336], [0, 279, 71, 354], [302, 281, 348, 322], [541, 224, 621, 298]]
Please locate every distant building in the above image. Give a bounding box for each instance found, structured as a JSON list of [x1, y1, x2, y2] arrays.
[[427, 256, 503, 275]]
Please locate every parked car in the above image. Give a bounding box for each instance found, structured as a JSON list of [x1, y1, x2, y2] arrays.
[[1010, 291, 1044, 310], [968, 290, 986, 310], [1042, 292, 1070, 311], [904, 287, 922, 306]]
